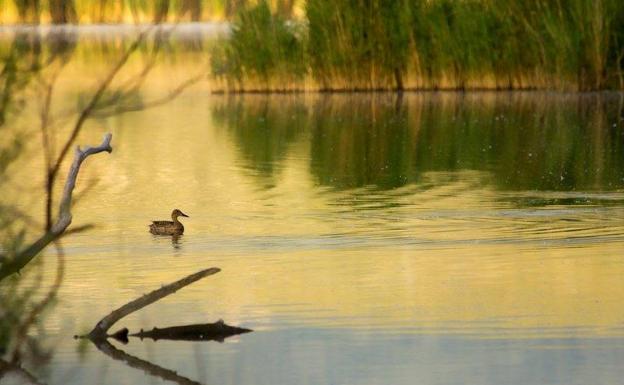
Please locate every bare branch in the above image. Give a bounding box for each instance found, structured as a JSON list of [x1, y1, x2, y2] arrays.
[[87, 267, 221, 339], [41, 68, 64, 230], [48, 30, 148, 184], [62, 223, 95, 236], [0, 359, 46, 385], [55, 133, 112, 228], [40, 80, 55, 170], [0, 133, 113, 282], [109, 25, 177, 96], [95, 73, 205, 118], [38, 30, 145, 234]]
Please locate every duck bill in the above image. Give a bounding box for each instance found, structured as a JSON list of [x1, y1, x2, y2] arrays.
[[180, 212, 189, 218]]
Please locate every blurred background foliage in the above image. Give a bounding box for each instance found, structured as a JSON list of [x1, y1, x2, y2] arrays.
[[0, 0, 300, 23]]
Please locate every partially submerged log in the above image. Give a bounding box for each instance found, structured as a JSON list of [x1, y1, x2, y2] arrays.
[[84, 268, 252, 384], [87, 267, 221, 340], [86, 267, 251, 343], [130, 320, 252, 342]]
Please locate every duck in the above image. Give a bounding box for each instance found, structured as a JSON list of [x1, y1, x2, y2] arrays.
[[149, 209, 189, 235]]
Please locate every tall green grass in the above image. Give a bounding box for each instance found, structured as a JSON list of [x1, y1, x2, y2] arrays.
[[306, 0, 411, 90], [211, 0, 305, 90], [213, 0, 624, 91]]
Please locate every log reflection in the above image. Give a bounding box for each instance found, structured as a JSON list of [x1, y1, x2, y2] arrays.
[[90, 339, 203, 385]]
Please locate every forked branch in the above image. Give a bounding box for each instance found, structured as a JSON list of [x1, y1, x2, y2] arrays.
[[0, 133, 113, 281]]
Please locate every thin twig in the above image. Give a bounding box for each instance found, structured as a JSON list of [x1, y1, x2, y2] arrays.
[[0, 359, 46, 385], [40, 68, 63, 231], [95, 72, 205, 118], [48, 30, 148, 185]]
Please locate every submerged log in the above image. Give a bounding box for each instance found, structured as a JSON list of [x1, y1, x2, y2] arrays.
[[130, 320, 252, 342], [84, 269, 252, 384], [87, 267, 221, 340]]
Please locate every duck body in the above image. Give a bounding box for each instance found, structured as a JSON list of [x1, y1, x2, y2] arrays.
[[149, 220, 184, 235], [149, 209, 189, 235]]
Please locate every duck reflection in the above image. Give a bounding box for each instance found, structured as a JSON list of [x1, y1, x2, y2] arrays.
[[149, 233, 184, 251], [171, 234, 182, 249]]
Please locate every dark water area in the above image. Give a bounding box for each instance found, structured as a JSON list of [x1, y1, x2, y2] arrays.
[[1, 28, 624, 384], [215, 93, 624, 192]]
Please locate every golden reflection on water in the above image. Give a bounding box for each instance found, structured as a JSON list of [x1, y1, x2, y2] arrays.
[[6, 90, 624, 340]]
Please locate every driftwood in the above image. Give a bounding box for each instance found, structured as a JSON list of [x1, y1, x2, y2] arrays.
[[87, 267, 222, 340], [85, 268, 251, 384], [126, 320, 252, 342], [0, 133, 113, 281]]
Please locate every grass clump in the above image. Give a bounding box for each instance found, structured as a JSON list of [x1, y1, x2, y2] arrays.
[[306, 0, 411, 90], [211, 0, 306, 90]]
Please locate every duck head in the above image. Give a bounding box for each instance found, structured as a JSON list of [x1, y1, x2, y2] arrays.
[[171, 209, 189, 219]]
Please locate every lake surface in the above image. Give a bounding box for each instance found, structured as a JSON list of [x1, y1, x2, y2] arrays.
[[2, 27, 624, 385]]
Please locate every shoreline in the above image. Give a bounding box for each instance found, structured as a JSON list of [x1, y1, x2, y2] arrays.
[[209, 88, 624, 95]]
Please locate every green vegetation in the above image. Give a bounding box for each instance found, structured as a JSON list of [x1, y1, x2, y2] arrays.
[[3, 0, 622, 91], [211, 1, 305, 90], [306, 0, 411, 90], [213, 0, 624, 91]]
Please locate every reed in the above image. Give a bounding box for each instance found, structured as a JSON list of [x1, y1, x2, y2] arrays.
[[211, 0, 305, 90], [212, 0, 624, 91]]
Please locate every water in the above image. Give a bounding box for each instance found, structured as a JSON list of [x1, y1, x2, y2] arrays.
[[2, 28, 624, 385]]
